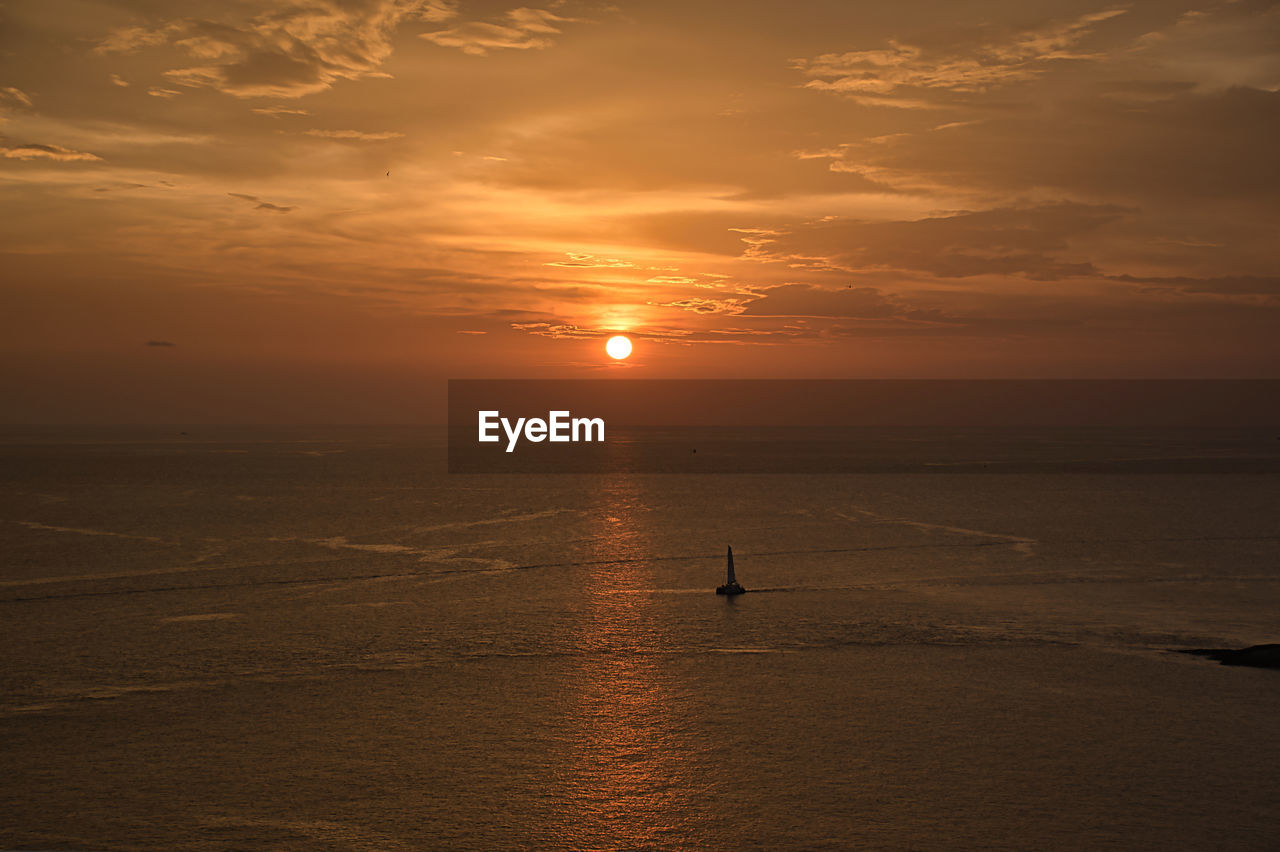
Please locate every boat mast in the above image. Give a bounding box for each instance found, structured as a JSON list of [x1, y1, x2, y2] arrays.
[[727, 545, 736, 585]]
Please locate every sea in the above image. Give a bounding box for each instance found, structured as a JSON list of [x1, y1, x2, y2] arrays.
[[2, 426, 1278, 851]]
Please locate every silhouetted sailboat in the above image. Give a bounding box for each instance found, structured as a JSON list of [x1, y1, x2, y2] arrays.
[[716, 545, 746, 595]]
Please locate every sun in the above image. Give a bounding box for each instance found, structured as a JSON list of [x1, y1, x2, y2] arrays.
[[605, 335, 633, 360]]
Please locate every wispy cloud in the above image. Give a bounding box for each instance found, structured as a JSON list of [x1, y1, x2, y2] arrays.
[[94, 23, 180, 55], [304, 129, 404, 140], [795, 9, 1127, 105], [96, 0, 457, 99], [544, 253, 634, 269], [657, 297, 748, 315], [228, 192, 294, 213], [1110, 274, 1280, 299], [1129, 1, 1280, 92], [737, 284, 910, 319], [1, 87, 33, 109], [659, 284, 931, 322], [1, 143, 101, 161], [746, 204, 1124, 281], [252, 106, 310, 117], [421, 7, 577, 56]]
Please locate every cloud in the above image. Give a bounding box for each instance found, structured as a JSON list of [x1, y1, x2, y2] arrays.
[[96, 0, 456, 99], [1, 143, 101, 162], [415, 0, 459, 23], [252, 106, 310, 117], [658, 297, 747, 315], [749, 204, 1124, 280], [736, 284, 910, 319], [420, 7, 577, 56], [1130, 1, 1280, 92], [788, 4, 1280, 208], [510, 321, 600, 339], [506, 315, 977, 346], [1110, 274, 1280, 298], [658, 283, 959, 327], [0, 88, 33, 126], [544, 253, 634, 268], [304, 129, 404, 140], [795, 8, 1127, 106], [109, 74, 130, 88], [93, 183, 149, 193], [94, 23, 181, 55], [465, 114, 896, 199], [508, 319, 749, 344], [1, 87, 33, 109], [819, 84, 1280, 202], [228, 192, 294, 213]]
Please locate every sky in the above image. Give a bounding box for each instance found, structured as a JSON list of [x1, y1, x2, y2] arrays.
[[1, 0, 1278, 422]]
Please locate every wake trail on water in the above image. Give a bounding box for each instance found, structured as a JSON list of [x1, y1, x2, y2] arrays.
[[3, 533, 1278, 604]]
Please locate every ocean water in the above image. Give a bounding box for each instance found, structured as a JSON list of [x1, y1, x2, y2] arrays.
[[2, 427, 1279, 850]]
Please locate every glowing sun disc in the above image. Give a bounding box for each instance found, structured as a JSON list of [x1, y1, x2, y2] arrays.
[[605, 335, 633, 360]]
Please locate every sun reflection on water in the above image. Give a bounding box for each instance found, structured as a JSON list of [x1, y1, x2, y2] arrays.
[[545, 475, 702, 849]]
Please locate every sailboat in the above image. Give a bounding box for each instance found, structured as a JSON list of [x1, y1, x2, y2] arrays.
[[716, 545, 747, 595]]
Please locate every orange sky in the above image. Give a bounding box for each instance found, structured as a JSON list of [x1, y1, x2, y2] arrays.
[[2, 0, 1278, 422]]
